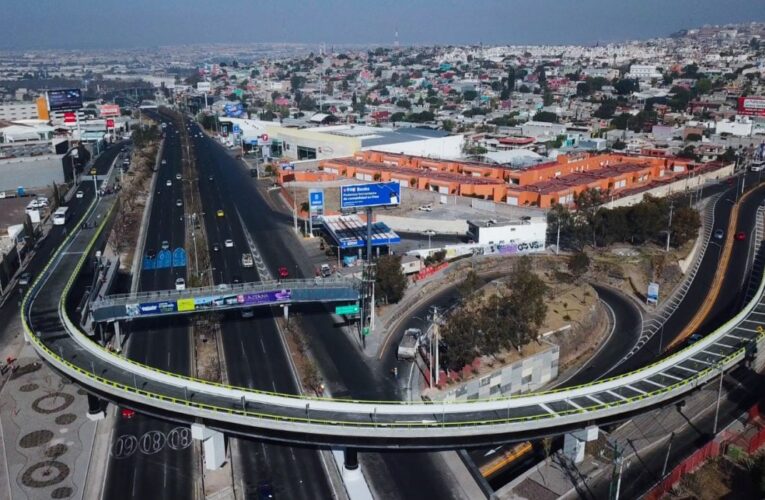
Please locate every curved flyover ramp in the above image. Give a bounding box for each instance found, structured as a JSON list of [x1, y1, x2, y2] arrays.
[[24, 194, 765, 449]]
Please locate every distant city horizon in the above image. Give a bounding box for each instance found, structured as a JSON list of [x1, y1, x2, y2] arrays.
[[1, 0, 764, 51]]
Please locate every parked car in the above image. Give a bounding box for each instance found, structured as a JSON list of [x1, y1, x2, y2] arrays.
[[175, 277, 186, 291], [418, 204, 433, 212], [161, 240, 170, 250]]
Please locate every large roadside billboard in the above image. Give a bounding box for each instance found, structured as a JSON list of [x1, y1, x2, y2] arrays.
[[47, 89, 83, 112], [737, 96, 765, 117], [340, 182, 401, 209]]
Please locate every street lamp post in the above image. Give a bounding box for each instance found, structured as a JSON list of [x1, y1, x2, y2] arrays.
[[713, 363, 724, 435]]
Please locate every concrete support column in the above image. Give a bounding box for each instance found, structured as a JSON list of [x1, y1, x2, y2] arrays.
[[343, 448, 359, 471], [563, 425, 598, 464], [86, 394, 105, 421], [191, 423, 226, 470], [113, 321, 122, 352]]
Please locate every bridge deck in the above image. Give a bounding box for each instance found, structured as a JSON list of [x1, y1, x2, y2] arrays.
[[23, 190, 765, 446]]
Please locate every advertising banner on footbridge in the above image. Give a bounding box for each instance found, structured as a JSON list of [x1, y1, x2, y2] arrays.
[[125, 290, 292, 317]]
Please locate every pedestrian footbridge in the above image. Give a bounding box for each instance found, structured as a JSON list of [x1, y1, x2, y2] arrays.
[[23, 192, 765, 449], [90, 278, 360, 322]]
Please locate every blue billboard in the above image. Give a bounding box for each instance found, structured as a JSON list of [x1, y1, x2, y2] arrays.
[[224, 102, 245, 118], [340, 182, 401, 209]]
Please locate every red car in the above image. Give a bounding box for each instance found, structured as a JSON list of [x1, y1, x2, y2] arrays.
[[736, 231, 746, 241], [121, 408, 136, 419], [278, 266, 289, 279]]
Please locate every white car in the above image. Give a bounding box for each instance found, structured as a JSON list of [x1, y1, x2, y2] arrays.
[[166, 180, 172, 187], [175, 278, 186, 291], [241, 253, 254, 268], [175, 173, 182, 180], [224, 239, 234, 248], [176, 199, 182, 207], [161, 159, 167, 165], [418, 204, 433, 212], [76, 191, 84, 199]]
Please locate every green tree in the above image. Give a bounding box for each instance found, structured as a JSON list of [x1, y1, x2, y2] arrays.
[[613, 78, 639, 95], [375, 255, 408, 304], [396, 98, 411, 109], [532, 111, 558, 123], [442, 119, 455, 132], [594, 99, 618, 119], [543, 88, 554, 106], [463, 89, 478, 101], [505, 256, 548, 349], [612, 139, 627, 150], [568, 252, 590, 277], [670, 206, 701, 247], [457, 270, 482, 300], [576, 81, 592, 97]]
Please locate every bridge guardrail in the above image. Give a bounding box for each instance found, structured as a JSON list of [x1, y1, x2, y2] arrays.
[[21, 186, 765, 433]]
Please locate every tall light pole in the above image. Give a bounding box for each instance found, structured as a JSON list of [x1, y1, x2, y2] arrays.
[[713, 363, 724, 435], [665, 201, 674, 252]]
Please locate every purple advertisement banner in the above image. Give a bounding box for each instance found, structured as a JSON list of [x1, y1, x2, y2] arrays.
[[238, 289, 292, 306]]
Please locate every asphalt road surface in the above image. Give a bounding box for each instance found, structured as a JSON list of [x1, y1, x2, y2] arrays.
[[190, 120, 332, 499], [103, 117, 194, 500], [0, 143, 124, 349], [191, 130, 464, 499]]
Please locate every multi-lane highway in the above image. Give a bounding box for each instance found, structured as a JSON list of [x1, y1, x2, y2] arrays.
[[103, 118, 194, 500], [188, 118, 332, 499], [21, 116, 765, 498], [188, 127, 503, 499]]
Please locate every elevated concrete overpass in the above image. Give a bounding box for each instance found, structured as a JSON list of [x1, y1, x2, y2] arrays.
[[89, 278, 360, 322], [23, 188, 765, 453]]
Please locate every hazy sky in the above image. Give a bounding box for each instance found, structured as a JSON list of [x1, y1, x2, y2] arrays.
[[2, 0, 764, 50]]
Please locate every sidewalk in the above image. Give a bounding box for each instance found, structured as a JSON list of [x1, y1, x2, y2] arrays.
[[0, 344, 98, 500]]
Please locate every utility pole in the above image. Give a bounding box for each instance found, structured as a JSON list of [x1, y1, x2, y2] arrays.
[[661, 432, 675, 477], [713, 364, 724, 435], [609, 441, 624, 500], [292, 181, 298, 234], [430, 306, 440, 387], [665, 201, 674, 252]]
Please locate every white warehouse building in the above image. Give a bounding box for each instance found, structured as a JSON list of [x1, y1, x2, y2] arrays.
[[467, 218, 547, 248]]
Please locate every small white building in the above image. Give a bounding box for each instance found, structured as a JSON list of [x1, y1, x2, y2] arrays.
[[467, 218, 547, 247], [716, 118, 754, 137], [627, 65, 662, 81]]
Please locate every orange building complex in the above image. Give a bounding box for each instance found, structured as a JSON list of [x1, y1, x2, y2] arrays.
[[279, 150, 722, 209]]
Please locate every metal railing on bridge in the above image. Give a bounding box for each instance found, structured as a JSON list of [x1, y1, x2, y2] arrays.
[[90, 277, 361, 322]]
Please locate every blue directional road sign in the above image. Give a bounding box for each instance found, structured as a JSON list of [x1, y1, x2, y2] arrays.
[[172, 248, 187, 268], [156, 249, 172, 269], [340, 182, 401, 209], [309, 190, 324, 210]]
